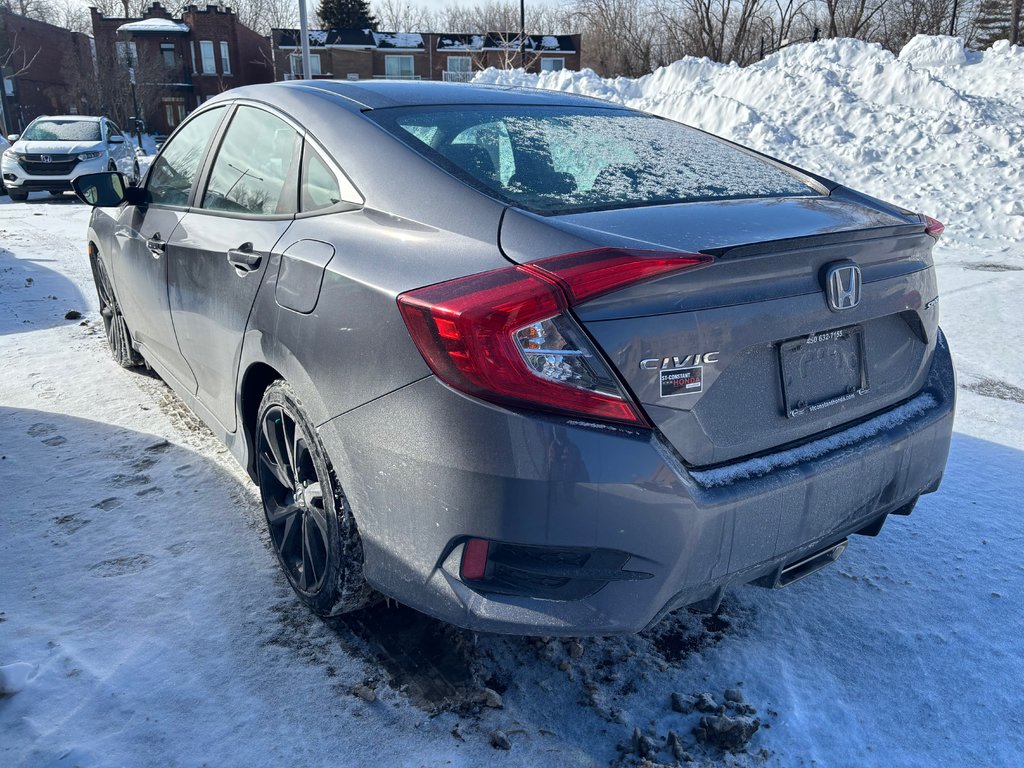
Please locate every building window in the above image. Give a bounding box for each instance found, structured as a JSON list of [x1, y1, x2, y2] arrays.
[[116, 41, 138, 68], [160, 43, 175, 69], [190, 42, 197, 73], [220, 41, 231, 75], [385, 55, 415, 79], [540, 57, 565, 72], [447, 56, 472, 73], [161, 97, 187, 129], [288, 53, 321, 77], [200, 40, 216, 74]]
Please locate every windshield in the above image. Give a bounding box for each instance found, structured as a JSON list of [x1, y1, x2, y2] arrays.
[[370, 106, 817, 214], [21, 119, 102, 142]]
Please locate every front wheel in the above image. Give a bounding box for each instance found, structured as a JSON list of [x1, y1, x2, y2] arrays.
[[256, 381, 375, 616], [8, 189, 28, 201]]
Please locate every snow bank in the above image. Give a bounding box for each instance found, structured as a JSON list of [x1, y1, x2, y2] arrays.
[[898, 34, 967, 67], [476, 37, 1024, 246]]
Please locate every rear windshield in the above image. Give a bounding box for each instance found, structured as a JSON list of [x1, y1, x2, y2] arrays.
[[370, 106, 816, 214], [21, 119, 102, 142]]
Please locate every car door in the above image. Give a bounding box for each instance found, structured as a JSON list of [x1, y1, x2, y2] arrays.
[[105, 121, 132, 173], [111, 106, 227, 393], [165, 104, 302, 432]]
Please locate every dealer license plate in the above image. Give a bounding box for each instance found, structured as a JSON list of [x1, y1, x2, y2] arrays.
[[779, 326, 868, 418]]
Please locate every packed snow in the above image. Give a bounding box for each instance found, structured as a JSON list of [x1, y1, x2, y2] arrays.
[[3, 36, 1024, 768]]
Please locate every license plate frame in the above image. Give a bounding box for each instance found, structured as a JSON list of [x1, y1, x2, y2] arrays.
[[779, 325, 869, 418]]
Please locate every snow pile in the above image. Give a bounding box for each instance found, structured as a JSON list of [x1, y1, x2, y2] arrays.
[[476, 37, 1024, 246], [898, 34, 968, 67]]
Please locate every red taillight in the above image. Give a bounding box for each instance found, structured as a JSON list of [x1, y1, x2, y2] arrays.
[[923, 215, 944, 240], [397, 248, 712, 426], [524, 248, 712, 304], [460, 538, 490, 581]]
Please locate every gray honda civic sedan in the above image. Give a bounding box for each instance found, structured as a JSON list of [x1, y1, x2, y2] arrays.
[[73, 81, 954, 635]]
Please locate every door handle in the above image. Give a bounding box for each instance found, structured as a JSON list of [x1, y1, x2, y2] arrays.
[[227, 242, 262, 273], [146, 234, 165, 257]]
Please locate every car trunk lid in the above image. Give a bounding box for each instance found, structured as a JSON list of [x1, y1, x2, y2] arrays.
[[499, 196, 939, 467]]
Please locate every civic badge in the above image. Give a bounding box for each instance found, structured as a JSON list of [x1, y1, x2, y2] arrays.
[[823, 262, 861, 312]]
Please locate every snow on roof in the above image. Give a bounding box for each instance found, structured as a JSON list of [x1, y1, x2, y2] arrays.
[[116, 18, 190, 34], [372, 32, 424, 49], [308, 30, 328, 46], [436, 34, 485, 51]]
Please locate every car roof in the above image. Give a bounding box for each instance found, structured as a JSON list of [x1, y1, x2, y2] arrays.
[[217, 80, 624, 112], [31, 115, 103, 122]]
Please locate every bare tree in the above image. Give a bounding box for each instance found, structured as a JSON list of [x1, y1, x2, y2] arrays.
[[372, 0, 434, 31]]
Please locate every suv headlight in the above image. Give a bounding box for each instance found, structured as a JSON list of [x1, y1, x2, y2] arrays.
[[77, 151, 103, 161], [2, 148, 22, 161]]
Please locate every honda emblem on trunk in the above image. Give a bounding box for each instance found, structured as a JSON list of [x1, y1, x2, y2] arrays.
[[824, 262, 861, 311]]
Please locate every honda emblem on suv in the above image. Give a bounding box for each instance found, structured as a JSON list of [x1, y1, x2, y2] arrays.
[[824, 262, 861, 311], [41, 154, 52, 163]]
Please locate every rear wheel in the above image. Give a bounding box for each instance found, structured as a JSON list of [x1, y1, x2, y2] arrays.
[[90, 255, 144, 368], [256, 381, 375, 616]]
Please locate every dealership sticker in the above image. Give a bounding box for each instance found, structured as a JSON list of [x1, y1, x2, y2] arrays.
[[660, 365, 703, 397]]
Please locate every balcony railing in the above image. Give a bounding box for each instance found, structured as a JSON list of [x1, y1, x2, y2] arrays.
[[373, 74, 422, 80], [442, 70, 474, 82]]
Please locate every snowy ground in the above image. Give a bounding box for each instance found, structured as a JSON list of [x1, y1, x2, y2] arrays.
[[3, 36, 1024, 768]]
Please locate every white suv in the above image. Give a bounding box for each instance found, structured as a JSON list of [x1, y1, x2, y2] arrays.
[[2, 116, 139, 201]]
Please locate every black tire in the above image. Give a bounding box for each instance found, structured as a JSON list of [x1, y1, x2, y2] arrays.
[[256, 381, 375, 616], [9, 189, 28, 201], [132, 161, 140, 184], [90, 255, 144, 368], [107, 161, 117, 172], [49, 190, 64, 197]]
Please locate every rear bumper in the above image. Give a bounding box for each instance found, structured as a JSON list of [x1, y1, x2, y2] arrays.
[[321, 330, 955, 636]]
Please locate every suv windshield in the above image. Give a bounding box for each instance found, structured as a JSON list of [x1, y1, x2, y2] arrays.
[[22, 120, 102, 142], [370, 106, 816, 214]]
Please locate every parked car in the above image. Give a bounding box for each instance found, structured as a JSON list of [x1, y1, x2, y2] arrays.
[[71, 82, 954, 636], [0, 133, 9, 195], [2, 115, 139, 201]]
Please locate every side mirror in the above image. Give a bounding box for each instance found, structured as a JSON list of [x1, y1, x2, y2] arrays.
[[108, 134, 126, 144], [72, 171, 146, 207], [7, 134, 19, 143]]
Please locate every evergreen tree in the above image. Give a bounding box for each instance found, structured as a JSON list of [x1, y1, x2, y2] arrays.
[[318, 0, 378, 30], [975, 0, 1023, 47]]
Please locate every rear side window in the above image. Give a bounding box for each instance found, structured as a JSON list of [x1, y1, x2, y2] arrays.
[[147, 107, 224, 207], [301, 145, 341, 212], [372, 106, 816, 214], [202, 106, 301, 216]]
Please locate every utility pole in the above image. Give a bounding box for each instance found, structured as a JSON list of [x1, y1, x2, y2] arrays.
[[519, 0, 526, 70], [298, 0, 312, 80], [128, 66, 142, 150]]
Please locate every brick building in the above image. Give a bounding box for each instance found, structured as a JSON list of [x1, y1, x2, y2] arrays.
[[0, 9, 95, 135], [271, 29, 581, 84], [91, 3, 272, 136]]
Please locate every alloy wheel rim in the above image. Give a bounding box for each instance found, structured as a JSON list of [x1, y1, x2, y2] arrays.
[[258, 405, 329, 593], [95, 268, 118, 350]]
